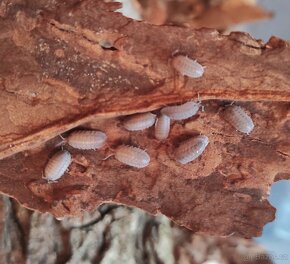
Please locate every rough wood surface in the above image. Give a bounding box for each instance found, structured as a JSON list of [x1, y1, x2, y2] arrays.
[[0, 197, 273, 264], [0, 0, 289, 160], [0, 0, 289, 238]]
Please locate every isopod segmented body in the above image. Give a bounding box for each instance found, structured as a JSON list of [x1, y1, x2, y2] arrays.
[[123, 112, 156, 131], [44, 150, 72, 181], [155, 114, 170, 140], [161, 101, 200, 120], [67, 130, 107, 150], [172, 55, 204, 78], [115, 145, 150, 168], [223, 105, 254, 134], [174, 135, 209, 164]]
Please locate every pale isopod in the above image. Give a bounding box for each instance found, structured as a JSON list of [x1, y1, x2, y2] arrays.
[[223, 105, 254, 134], [161, 101, 200, 120], [99, 40, 113, 49], [67, 130, 107, 150], [174, 135, 209, 164], [155, 114, 170, 140], [123, 112, 156, 131], [115, 145, 150, 168], [172, 55, 204, 78], [44, 150, 72, 181]]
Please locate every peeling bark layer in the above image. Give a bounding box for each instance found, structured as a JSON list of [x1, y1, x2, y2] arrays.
[[0, 0, 289, 238], [0, 0, 289, 159], [1, 100, 289, 237]]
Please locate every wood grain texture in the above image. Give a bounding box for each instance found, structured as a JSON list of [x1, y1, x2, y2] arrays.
[[0, 0, 289, 238], [0, 0, 289, 160]]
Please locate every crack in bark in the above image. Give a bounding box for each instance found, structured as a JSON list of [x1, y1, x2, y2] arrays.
[[276, 150, 290, 158], [231, 38, 264, 50]]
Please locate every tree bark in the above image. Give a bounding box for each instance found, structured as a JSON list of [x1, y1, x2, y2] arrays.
[[0, 0, 289, 238], [0, 196, 273, 264]]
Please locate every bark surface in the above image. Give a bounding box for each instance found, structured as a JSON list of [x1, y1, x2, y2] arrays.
[[0, 197, 273, 264], [0, 0, 289, 238]]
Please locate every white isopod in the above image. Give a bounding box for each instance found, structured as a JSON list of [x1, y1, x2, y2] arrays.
[[172, 55, 204, 78], [123, 112, 156, 131], [99, 40, 113, 49], [67, 130, 107, 150], [115, 145, 150, 168], [161, 101, 200, 120], [223, 105, 254, 134], [44, 150, 72, 181], [155, 114, 170, 140], [174, 135, 209, 164]]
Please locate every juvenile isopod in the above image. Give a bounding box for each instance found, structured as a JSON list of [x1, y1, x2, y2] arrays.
[[115, 145, 150, 168], [123, 112, 156, 131], [172, 55, 204, 78], [99, 39, 113, 49], [174, 135, 209, 164], [223, 105, 254, 134], [161, 101, 200, 120], [155, 114, 170, 140], [44, 150, 72, 181], [67, 130, 107, 150]]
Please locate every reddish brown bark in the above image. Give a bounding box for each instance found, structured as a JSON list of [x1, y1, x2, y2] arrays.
[[0, 0, 289, 238]]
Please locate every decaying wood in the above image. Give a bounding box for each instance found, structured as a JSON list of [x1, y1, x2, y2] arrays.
[[135, 0, 272, 27], [0, 197, 273, 263], [0, 0, 289, 238], [0, 0, 289, 160]]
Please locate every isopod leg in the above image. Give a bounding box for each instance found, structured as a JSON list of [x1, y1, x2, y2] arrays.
[[55, 134, 67, 148], [102, 153, 114, 161], [197, 93, 205, 112], [42, 176, 58, 184]]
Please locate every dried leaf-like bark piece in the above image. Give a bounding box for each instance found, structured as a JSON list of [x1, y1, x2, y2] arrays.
[[0, 0, 289, 160], [1, 101, 289, 238], [0, 0, 289, 238]]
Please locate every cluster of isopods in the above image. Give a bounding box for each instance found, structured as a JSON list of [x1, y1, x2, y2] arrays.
[[44, 103, 254, 182], [44, 55, 254, 182], [44, 130, 107, 182]]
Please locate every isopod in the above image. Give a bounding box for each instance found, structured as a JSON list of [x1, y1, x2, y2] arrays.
[[161, 101, 200, 120], [172, 55, 204, 78], [123, 112, 156, 131], [155, 114, 170, 140], [99, 40, 113, 49], [67, 130, 107, 150], [174, 135, 209, 164], [44, 150, 72, 181], [115, 145, 150, 168], [223, 105, 254, 134]]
